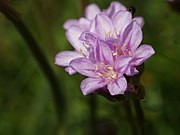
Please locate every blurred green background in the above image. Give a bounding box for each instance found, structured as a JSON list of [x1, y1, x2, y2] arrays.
[[0, 0, 180, 134]]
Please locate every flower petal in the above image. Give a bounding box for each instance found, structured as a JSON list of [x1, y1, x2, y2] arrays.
[[133, 17, 144, 28], [55, 51, 83, 66], [70, 58, 97, 77], [89, 19, 96, 33], [95, 14, 114, 38], [65, 67, 77, 75], [132, 45, 155, 65], [79, 32, 100, 60], [106, 1, 126, 18], [125, 66, 139, 76], [81, 77, 107, 95], [85, 3, 101, 20], [107, 76, 127, 95], [64, 18, 90, 30], [63, 19, 79, 30], [112, 11, 132, 34], [114, 56, 132, 73], [79, 18, 90, 30], [95, 40, 114, 65], [121, 21, 143, 52], [79, 32, 98, 47], [66, 26, 89, 55]]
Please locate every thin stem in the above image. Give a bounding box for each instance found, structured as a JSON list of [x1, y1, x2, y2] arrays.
[[89, 95, 98, 135], [30, 0, 55, 53], [123, 100, 139, 135], [133, 99, 145, 135], [0, 0, 65, 130]]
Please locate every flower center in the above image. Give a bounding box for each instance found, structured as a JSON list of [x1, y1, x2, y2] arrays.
[[96, 64, 118, 81], [112, 43, 133, 57], [121, 43, 133, 56], [104, 65, 118, 80]]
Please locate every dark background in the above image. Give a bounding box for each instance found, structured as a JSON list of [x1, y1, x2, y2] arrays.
[[0, 0, 180, 134]]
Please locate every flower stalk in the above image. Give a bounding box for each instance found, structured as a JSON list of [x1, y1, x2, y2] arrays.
[[89, 94, 98, 135], [123, 100, 139, 135], [133, 99, 145, 135]]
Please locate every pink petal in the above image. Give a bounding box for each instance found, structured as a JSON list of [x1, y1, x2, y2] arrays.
[[79, 32, 99, 51], [132, 45, 155, 65], [95, 14, 114, 38], [95, 40, 114, 65], [106, 1, 126, 17], [63, 19, 79, 30], [79, 18, 91, 30], [89, 19, 96, 33], [85, 3, 101, 20], [55, 51, 83, 66], [107, 77, 127, 95], [64, 18, 90, 30], [65, 67, 77, 75], [66, 26, 85, 52], [112, 11, 132, 34], [125, 66, 139, 76], [121, 21, 143, 52], [133, 17, 144, 28], [114, 56, 132, 73], [81, 77, 107, 95], [70, 58, 97, 77]]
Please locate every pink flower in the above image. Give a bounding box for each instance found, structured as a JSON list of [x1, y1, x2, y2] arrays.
[[70, 40, 131, 95], [81, 20, 155, 76], [119, 21, 155, 75], [55, 1, 155, 96], [55, 2, 144, 75]]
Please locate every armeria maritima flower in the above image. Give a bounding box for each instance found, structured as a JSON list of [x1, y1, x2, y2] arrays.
[[55, 1, 155, 96], [70, 40, 131, 95], [81, 20, 154, 76], [55, 1, 144, 75]]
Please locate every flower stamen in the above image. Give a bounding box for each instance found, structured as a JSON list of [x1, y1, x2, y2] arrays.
[[104, 65, 118, 80], [96, 64, 118, 80], [104, 31, 112, 39]]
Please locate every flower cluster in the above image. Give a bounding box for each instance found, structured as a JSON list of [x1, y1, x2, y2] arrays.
[[55, 1, 155, 96]]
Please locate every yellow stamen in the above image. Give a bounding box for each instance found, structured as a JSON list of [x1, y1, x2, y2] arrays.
[[104, 31, 111, 39]]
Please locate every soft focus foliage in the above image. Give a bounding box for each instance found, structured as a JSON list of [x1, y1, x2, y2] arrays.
[[0, 0, 180, 135]]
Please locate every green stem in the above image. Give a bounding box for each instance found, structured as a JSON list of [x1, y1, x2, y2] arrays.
[[133, 99, 145, 135], [0, 0, 65, 131], [89, 95, 98, 135], [123, 100, 139, 135]]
